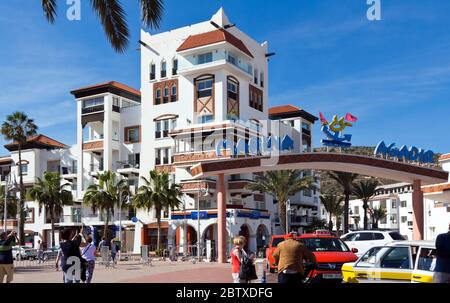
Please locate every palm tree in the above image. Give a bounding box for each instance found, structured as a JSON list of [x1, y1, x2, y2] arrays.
[[369, 206, 387, 229], [328, 172, 359, 234], [27, 172, 73, 246], [246, 170, 314, 234], [40, 0, 164, 53], [352, 179, 380, 230], [83, 171, 129, 239], [133, 170, 182, 251], [0, 184, 18, 225], [335, 203, 344, 236], [320, 194, 343, 233], [1, 112, 38, 244]]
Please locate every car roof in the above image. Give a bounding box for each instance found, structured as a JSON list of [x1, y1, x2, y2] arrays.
[[387, 240, 435, 247], [299, 234, 337, 239]]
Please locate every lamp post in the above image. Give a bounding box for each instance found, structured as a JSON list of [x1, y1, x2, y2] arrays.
[[3, 173, 10, 233], [196, 181, 209, 262], [286, 199, 291, 234], [118, 179, 131, 260]]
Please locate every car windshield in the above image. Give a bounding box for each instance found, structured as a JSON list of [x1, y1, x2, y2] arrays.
[[301, 238, 350, 252]]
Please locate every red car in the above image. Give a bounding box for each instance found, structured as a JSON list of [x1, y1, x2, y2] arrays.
[[266, 231, 358, 283]]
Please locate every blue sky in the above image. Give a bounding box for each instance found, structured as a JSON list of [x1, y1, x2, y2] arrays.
[[1, 0, 449, 155]]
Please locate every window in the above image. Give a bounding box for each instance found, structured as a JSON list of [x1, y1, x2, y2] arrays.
[[161, 61, 167, 78], [82, 97, 104, 109], [356, 247, 385, 268], [354, 233, 374, 241], [172, 59, 178, 75], [401, 216, 407, 223], [391, 200, 397, 209], [155, 89, 162, 105], [227, 81, 238, 100], [407, 221, 413, 226], [125, 126, 140, 143], [417, 248, 436, 272], [171, 85, 177, 102], [389, 232, 405, 240], [155, 119, 172, 139], [354, 206, 360, 214], [198, 52, 212, 64], [112, 97, 120, 107], [373, 233, 385, 240], [302, 122, 311, 131], [254, 68, 258, 85], [197, 79, 213, 98], [380, 247, 411, 269], [20, 164, 28, 175], [150, 63, 156, 80], [401, 200, 407, 208], [128, 153, 140, 167], [163, 87, 169, 103], [260, 72, 264, 87], [227, 54, 236, 65], [198, 115, 213, 124]]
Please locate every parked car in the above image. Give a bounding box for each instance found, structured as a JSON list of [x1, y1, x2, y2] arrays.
[[341, 230, 406, 257], [266, 231, 359, 283], [12, 246, 38, 260], [342, 240, 436, 283], [43, 246, 60, 261]]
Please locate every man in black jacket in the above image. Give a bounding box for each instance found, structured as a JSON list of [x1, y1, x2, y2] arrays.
[[434, 223, 450, 283], [0, 231, 17, 283], [56, 228, 83, 283]]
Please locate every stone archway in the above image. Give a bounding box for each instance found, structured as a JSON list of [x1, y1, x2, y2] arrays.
[[238, 224, 251, 252], [256, 224, 270, 251], [175, 225, 197, 254]]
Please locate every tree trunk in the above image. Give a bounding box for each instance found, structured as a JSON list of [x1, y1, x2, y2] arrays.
[[50, 208, 55, 247], [343, 191, 350, 234], [18, 145, 25, 245], [103, 209, 109, 240], [278, 200, 287, 234], [363, 201, 369, 230], [156, 214, 161, 253], [328, 218, 333, 233]]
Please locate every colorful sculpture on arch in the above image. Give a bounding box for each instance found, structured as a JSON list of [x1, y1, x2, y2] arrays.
[[319, 112, 358, 148]]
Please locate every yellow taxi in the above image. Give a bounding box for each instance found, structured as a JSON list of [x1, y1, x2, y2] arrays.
[[342, 241, 436, 283]]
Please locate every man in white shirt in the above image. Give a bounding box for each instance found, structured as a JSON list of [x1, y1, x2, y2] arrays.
[[81, 236, 97, 283]]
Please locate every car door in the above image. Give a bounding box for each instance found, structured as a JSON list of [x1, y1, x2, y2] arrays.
[[411, 246, 436, 283], [355, 232, 376, 256], [369, 246, 413, 283], [349, 246, 385, 283]]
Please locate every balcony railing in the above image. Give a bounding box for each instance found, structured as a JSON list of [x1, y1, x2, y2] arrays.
[[82, 105, 104, 115], [290, 216, 314, 225], [59, 214, 82, 224]]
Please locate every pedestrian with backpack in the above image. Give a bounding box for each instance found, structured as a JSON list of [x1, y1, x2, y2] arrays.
[[230, 236, 258, 283]]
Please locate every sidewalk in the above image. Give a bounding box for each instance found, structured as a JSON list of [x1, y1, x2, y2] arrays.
[[12, 260, 276, 283]]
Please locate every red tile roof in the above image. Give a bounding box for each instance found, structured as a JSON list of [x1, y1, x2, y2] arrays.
[[5, 134, 68, 151], [177, 29, 253, 58], [439, 154, 450, 161], [268, 105, 301, 115], [71, 81, 141, 97]]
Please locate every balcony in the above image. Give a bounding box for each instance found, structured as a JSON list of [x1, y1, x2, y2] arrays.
[[117, 161, 140, 176], [89, 164, 104, 177], [82, 105, 104, 115], [83, 140, 104, 151], [58, 214, 82, 226], [290, 215, 314, 226], [61, 167, 77, 180], [180, 179, 216, 193], [173, 150, 233, 166]]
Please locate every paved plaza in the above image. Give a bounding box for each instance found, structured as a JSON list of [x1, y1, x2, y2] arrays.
[[12, 260, 277, 283]]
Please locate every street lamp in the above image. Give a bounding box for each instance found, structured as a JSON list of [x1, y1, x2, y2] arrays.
[[286, 199, 291, 234], [118, 179, 131, 260], [196, 181, 209, 262]]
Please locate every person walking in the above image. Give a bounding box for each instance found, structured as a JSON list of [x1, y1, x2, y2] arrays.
[[97, 237, 107, 252], [56, 228, 83, 283], [81, 236, 97, 283], [230, 236, 247, 283], [434, 223, 450, 283], [0, 231, 18, 283], [36, 240, 44, 264], [272, 232, 317, 284], [110, 239, 118, 265]]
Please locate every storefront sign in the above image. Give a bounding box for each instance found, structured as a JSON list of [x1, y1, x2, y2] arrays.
[[215, 135, 294, 157], [374, 141, 435, 164], [320, 112, 358, 148], [191, 211, 208, 220]]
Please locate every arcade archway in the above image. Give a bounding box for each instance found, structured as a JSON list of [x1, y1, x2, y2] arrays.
[[191, 152, 449, 263]]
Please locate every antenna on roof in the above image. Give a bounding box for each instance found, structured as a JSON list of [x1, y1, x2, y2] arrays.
[[265, 52, 276, 58], [138, 40, 160, 56]]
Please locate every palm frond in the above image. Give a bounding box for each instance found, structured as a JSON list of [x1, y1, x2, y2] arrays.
[[91, 0, 129, 53], [139, 0, 164, 29], [41, 0, 57, 23]]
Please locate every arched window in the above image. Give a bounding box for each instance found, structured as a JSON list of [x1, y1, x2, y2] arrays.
[[195, 75, 214, 98], [155, 88, 162, 105], [150, 62, 156, 80], [161, 60, 167, 78], [172, 58, 178, 76], [171, 85, 177, 102], [163, 87, 169, 103]]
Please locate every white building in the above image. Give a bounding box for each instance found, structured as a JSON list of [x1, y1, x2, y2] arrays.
[[0, 9, 322, 255]]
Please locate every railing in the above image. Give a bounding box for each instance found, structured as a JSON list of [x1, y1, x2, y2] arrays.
[[118, 161, 140, 169], [59, 214, 82, 224], [290, 216, 314, 225], [82, 105, 104, 114]]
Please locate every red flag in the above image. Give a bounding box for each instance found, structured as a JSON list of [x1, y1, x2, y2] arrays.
[[319, 112, 328, 124], [345, 112, 358, 122]]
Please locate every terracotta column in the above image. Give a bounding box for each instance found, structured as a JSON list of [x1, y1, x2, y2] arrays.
[[217, 174, 227, 263], [412, 180, 424, 240]]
